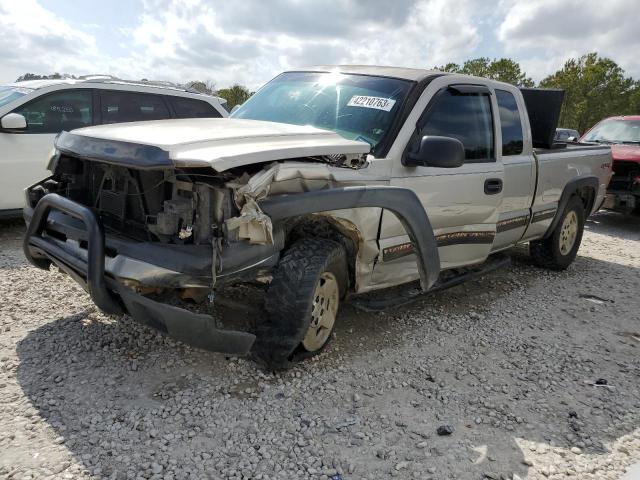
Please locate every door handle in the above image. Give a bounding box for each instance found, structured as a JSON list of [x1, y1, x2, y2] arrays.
[[484, 178, 503, 195]]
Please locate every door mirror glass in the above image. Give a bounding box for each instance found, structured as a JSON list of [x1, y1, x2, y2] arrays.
[[1, 112, 27, 130], [404, 135, 465, 168]]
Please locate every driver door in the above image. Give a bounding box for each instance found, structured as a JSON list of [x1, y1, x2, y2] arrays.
[[372, 82, 504, 287]]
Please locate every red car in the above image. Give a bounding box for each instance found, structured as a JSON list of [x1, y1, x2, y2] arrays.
[[581, 115, 640, 213]]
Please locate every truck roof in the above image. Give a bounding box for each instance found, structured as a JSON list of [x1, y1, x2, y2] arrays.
[[294, 65, 447, 82]]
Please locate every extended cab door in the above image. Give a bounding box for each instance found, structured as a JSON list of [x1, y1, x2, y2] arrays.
[[491, 88, 536, 250], [372, 79, 504, 287]]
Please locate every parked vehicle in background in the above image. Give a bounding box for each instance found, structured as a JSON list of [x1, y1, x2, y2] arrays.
[[555, 128, 580, 142], [0, 76, 228, 217], [23, 66, 612, 368], [581, 116, 640, 213]]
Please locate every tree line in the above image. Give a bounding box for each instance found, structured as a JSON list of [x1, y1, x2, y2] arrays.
[[436, 53, 640, 134], [15, 52, 640, 133]]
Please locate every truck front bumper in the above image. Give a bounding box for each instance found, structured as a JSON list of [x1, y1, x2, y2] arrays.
[[23, 193, 256, 355]]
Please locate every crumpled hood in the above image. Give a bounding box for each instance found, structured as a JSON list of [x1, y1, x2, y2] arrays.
[[64, 118, 371, 171], [611, 144, 640, 164]]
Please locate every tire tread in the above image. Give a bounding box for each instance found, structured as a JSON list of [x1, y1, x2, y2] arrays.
[[253, 237, 347, 369]]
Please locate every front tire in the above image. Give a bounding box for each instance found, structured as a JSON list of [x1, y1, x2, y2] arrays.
[[254, 238, 348, 369], [530, 196, 585, 270]]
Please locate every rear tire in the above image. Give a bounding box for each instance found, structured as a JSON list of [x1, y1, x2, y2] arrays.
[[530, 196, 585, 270], [254, 238, 348, 369]]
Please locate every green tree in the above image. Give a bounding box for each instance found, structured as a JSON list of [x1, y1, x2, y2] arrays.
[[630, 83, 640, 114], [15, 73, 48, 82], [15, 72, 76, 82], [436, 57, 534, 87], [539, 52, 638, 133], [186, 80, 216, 95], [217, 84, 253, 110]]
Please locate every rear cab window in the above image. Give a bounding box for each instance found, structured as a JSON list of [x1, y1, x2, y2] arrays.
[[416, 87, 495, 162], [12, 89, 93, 133], [169, 96, 221, 118], [100, 91, 171, 124], [495, 90, 524, 156]]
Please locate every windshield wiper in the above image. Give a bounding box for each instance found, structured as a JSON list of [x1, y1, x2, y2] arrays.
[[621, 141, 640, 145]]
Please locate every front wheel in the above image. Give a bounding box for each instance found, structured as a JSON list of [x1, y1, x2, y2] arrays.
[[530, 196, 585, 270], [254, 237, 348, 369]]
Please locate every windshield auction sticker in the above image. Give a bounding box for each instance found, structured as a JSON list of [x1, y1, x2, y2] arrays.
[[347, 95, 396, 112]]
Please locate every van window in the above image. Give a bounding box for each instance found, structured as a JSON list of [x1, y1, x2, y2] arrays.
[[169, 96, 221, 118], [13, 90, 92, 133], [418, 88, 494, 162], [101, 91, 170, 124], [495, 90, 524, 155]]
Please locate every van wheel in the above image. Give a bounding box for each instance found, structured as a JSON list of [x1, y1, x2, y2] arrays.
[[254, 238, 348, 369], [530, 196, 585, 270]]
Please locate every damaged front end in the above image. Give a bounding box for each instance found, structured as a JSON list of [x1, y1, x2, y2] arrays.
[[604, 159, 640, 213], [23, 133, 371, 356]]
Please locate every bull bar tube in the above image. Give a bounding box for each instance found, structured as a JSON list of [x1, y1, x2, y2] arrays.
[[23, 193, 256, 355]]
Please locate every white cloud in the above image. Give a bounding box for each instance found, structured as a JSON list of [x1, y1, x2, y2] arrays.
[[1, 0, 637, 89], [111, 0, 483, 89], [0, 0, 98, 82], [498, 0, 640, 80]]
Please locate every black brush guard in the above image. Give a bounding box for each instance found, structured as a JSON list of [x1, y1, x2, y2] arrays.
[[23, 193, 256, 355]]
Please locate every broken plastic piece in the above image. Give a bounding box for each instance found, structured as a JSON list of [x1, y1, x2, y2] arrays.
[[178, 225, 193, 240]]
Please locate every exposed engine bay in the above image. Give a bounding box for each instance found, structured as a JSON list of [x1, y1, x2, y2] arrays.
[[25, 150, 372, 296]]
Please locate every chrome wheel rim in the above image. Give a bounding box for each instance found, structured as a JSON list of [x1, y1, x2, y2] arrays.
[[302, 272, 339, 352], [559, 210, 578, 255]]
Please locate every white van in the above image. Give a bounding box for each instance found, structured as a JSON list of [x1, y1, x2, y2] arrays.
[[0, 76, 228, 217]]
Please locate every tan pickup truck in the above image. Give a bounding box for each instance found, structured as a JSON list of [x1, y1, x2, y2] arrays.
[[23, 66, 612, 368]]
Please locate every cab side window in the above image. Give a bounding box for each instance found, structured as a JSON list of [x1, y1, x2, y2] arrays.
[[13, 90, 92, 133], [101, 91, 171, 124], [169, 96, 222, 118], [495, 89, 524, 156], [418, 88, 494, 162]]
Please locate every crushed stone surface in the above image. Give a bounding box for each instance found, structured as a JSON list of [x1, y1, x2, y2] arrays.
[[0, 212, 639, 480]]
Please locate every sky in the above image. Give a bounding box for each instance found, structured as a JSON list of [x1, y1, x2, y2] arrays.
[[1, 0, 639, 90]]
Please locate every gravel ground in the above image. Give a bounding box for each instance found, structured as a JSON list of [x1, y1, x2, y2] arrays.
[[0, 211, 639, 480]]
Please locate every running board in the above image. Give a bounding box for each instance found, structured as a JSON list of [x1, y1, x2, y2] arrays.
[[349, 254, 511, 312]]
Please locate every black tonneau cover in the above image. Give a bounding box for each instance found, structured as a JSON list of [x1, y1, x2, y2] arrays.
[[519, 88, 565, 149]]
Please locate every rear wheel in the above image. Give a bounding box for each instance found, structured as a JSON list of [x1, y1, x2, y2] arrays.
[[530, 196, 585, 270], [254, 237, 347, 369]]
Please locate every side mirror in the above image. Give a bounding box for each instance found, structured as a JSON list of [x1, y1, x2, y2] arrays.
[[1, 112, 27, 130], [567, 136, 578, 143], [404, 135, 465, 168]]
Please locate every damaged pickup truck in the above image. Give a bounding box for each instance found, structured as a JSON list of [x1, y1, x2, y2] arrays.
[[23, 66, 613, 368]]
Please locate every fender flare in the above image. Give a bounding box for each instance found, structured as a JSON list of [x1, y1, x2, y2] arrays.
[[259, 186, 440, 291], [544, 176, 599, 238]]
